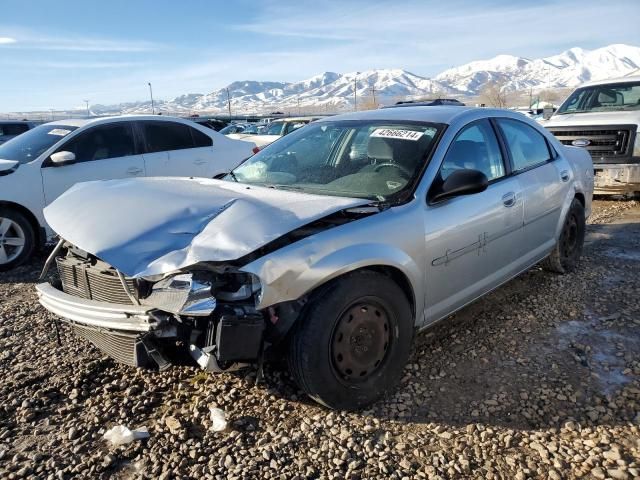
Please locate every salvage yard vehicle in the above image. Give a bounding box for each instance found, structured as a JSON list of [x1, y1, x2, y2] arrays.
[[545, 76, 640, 194], [36, 106, 593, 409], [0, 115, 255, 270], [227, 116, 320, 149]]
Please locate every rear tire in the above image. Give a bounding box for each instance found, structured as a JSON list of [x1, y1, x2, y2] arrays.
[[542, 198, 585, 274], [288, 270, 414, 410], [0, 208, 36, 272]]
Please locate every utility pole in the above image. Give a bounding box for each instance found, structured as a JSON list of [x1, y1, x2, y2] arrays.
[[353, 77, 358, 111], [371, 85, 376, 107], [49, 109, 54, 120], [226, 88, 232, 117], [83, 100, 89, 117], [148, 82, 155, 114], [297, 96, 301, 115]]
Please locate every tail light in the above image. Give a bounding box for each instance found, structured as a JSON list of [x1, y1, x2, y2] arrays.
[[252, 146, 261, 155]]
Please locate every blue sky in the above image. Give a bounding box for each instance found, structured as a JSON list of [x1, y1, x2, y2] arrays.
[[1, 0, 638, 111]]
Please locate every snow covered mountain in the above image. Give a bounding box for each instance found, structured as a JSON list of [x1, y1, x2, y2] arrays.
[[435, 44, 640, 94], [90, 43, 640, 115]]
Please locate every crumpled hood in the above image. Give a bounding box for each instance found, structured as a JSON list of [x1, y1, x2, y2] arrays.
[[44, 177, 368, 278]]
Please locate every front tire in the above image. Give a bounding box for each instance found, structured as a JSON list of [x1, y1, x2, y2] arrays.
[[542, 198, 585, 274], [0, 209, 36, 272], [288, 271, 414, 410]]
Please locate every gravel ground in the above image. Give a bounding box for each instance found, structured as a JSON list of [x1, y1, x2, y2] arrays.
[[0, 199, 639, 480]]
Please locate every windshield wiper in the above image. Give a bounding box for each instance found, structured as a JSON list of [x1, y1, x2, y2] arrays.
[[228, 171, 239, 182], [265, 184, 304, 190]]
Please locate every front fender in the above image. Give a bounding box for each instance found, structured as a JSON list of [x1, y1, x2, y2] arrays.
[[242, 241, 423, 323]]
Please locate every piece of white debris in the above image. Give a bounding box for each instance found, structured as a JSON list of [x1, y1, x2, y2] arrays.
[[209, 407, 227, 432], [103, 425, 150, 446]]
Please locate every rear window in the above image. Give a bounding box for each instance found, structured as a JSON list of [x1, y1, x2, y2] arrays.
[[191, 127, 213, 147], [142, 122, 195, 153]]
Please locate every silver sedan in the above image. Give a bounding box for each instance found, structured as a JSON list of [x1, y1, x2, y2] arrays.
[[37, 106, 593, 409]]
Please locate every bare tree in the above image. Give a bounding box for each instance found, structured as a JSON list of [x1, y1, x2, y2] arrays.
[[478, 80, 510, 108], [358, 95, 380, 111]]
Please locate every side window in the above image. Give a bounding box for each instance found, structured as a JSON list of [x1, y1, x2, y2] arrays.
[[497, 119, 551, 171], [284, 122, 306, 135], [440, 120, 506, 181], [190, 127, 213, 147], [143, 122, 194, 153], [60, 123, 135, 162]]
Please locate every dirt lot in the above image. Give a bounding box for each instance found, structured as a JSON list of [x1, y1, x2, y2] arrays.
[[0, 199, 639, 480]]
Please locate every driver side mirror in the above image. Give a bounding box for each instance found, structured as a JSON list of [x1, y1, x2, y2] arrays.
[[50, 151, 76, 167], [429, 168, 489, 203]]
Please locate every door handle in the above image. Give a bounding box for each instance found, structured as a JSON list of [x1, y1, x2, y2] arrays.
[[560, 170, 570, 182], [126, 167, 143, 175], [194, 159, 207, 165], [502, 192, 516, 207]]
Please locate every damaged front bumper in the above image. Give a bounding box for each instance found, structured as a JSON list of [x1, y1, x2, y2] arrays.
[[593, 163, 640, 194], [36, 283, 159, 332], [37, 273, 266, 372]]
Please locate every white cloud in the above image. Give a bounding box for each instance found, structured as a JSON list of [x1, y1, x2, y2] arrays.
[[0, 37, 16, 44]]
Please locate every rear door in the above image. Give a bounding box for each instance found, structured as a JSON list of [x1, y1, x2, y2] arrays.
[[41, 121, 144, 205], [495, 118, 571, 263], [424, 119, 525, 323], [139, 121, 213, 178]]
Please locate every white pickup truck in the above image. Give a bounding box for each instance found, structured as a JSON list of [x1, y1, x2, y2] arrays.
[[545, 76, 640, 195]]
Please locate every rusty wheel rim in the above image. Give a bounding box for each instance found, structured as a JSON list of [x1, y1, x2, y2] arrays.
[[331, 301, 391, 382]]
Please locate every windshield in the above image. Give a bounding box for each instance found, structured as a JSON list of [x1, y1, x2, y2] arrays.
[[0, 124, 77, 164], [229, 120, 441, 202], [557, 81, 640, 114], [242, 124, 263, 134], [265, 121, 285, 135], [219, 124, 244, 134]]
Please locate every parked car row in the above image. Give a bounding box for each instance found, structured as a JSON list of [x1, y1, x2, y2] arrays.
[[29, 105, 593, 409], [226, 117, 321, 149]]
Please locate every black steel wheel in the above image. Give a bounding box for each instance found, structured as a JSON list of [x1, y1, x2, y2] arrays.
[[288, 270, 414, 410], [542, 198, 586, 274], [331, 301, 391, 382]]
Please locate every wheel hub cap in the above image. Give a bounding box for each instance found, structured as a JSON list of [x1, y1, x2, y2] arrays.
[[331, 302, 390, 381], [0, 217, 26, 265]]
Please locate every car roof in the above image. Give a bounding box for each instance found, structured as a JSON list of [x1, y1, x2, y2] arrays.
[[41, 115, 195, 128], [315, 106, 483, 125], [579, 75, 640, 87]]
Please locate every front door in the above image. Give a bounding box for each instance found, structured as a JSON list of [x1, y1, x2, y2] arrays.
[[41, 122, 144, 205], [423, 119, 524, 324]]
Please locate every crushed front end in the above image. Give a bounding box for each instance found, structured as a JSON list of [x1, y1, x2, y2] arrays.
[[37, 243, 266, 371]]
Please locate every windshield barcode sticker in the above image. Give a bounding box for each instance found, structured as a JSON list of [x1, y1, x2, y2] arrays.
[[371, 128, 424, 141], [48, 129, 72, 136]]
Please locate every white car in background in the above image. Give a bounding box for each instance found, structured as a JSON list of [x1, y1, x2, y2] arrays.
[[0, 115, 255, 270], [227, 117, 320, 149]]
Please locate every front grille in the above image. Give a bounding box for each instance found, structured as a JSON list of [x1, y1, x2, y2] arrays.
[[73, 324, 149, 367], [547, 125, 637, 163], [56, 256, 136, 305]]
